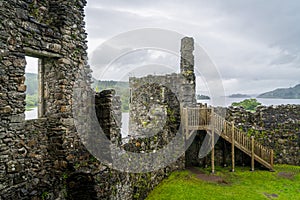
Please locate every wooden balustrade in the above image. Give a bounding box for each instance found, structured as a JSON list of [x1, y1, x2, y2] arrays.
[[181, 106, 274, 171]]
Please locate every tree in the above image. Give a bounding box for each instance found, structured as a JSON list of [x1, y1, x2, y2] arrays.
[[231, 98, 261, 112]]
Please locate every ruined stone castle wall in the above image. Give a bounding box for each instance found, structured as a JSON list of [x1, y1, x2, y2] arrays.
[[0, 0, 92, 198], [123, 37, 197, 199], [226, 105, 300, 166], [0, 1, 193, 197], [3, 1, 298, 199], [129, 37, 196, 138]]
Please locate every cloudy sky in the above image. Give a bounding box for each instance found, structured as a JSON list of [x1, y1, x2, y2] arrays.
[[27, 0, 300, 95]]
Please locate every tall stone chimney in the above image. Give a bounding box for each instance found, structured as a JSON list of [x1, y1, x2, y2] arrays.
[[180, 37, 196, 105], [180, 37, 195, 83]]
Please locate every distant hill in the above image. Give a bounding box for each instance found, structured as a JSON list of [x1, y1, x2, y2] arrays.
[[258, 84, 300, 99], [25, 73, 38, 95], [228, 94, 251, 98], [24, 74, 129, 95], [92, 79, 130, 112], [24, 73, 130, 112], [196, 94, 210, 100], [91, 78, 129, 93]]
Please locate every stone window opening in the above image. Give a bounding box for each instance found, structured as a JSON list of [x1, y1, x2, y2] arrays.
[[24, 56, 45, 119]]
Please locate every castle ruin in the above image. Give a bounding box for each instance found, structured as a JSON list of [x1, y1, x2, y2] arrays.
[[0, 1, 299, 200]]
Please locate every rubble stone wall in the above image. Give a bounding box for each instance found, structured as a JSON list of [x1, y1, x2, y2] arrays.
[[0, 1, 193, 197], [0, 0, 91, 198], [226, 105, 300, 165]]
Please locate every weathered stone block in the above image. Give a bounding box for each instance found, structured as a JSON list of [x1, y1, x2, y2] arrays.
[[6, 161, 21, 173], [13, 58, 26, 67], [9, 114, 25, 123], [17, 85, 26, 92], [0, 106, 12, 114], [58, 58, 71, 65], [49, 43, 62, 52]]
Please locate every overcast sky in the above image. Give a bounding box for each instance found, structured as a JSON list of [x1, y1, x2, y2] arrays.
[[26, 0, 300, 95]]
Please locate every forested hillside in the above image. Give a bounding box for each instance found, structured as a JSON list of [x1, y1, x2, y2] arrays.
[[25, 73, 38, 95], [258, 84, 300, 99], [92, 79, 130, 112], [24, 74, 130, 112]]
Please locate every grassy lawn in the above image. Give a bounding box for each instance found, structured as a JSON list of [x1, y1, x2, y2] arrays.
[[146, 165, 300, 200]]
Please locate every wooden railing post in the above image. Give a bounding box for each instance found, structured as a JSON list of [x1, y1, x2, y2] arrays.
[[211, 129, 215, 174], [231, 121, 235, 172], [270, 150, 274, 170], [207, 108, 210, 125], [199, 108, 201, 126], [211, 107, 214, 126], [182, 107, 184, 127], [251, 136, 255, 171], [185, 108, 188, 137]]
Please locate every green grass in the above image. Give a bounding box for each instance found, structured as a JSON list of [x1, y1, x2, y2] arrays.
[[146, 165, 300, 200]]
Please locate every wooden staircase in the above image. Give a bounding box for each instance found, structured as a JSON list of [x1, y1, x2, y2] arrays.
[[182, 105, 274, 171]]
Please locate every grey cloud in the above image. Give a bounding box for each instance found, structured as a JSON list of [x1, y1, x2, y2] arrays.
[[92, 49, 179, 81], [85, 0, 300, 94]]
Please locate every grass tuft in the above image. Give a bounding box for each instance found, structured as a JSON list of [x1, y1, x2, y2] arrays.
[[146, 165, 300, 200]]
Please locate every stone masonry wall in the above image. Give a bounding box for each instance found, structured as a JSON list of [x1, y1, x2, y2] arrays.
[[226, 105, 300, 166], [0, 0, 91, 198], [123, 37, 197, 198], [2, 110, 118, 200], [127, 38, 196, 169], [129, 37, 196, 137], [129, 74, 183, 137], [81, 89, 186, 200]]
